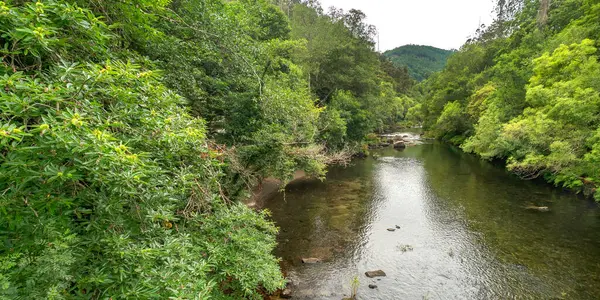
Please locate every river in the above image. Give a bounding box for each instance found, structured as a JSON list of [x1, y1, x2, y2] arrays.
[[263, 132, 600, 299]]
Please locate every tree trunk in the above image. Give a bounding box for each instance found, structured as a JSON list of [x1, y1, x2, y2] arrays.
[[538, 0, 550, 27]]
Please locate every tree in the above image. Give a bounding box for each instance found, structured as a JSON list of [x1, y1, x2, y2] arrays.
[[418, 0, 600, 199]]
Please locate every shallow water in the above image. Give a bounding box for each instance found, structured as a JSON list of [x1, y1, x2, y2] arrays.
[[264, 134, 600, 299]]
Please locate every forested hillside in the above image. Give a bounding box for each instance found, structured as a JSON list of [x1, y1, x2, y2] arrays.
[[414, 0, 600, 201], [0, 0, 416, 298], [384, 45, 453, 81]]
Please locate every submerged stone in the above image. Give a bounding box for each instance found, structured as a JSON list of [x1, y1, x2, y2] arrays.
[[365, 270, 386, 278], [525, 205, 550, 212], [301, 257, 321, 264], [281, 287, 292, 298]]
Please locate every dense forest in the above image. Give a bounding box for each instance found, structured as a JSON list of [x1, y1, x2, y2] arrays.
[[415, 0, 600, 201], [0, 0, 416, 298], [384, 45, 454, 81]]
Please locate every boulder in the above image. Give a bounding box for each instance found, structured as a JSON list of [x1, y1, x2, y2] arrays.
[[393, 141, 406, 149], [301, 257, 321, 264], [365, 270, 386, 278]]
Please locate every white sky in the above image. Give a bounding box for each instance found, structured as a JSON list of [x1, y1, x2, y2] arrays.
[[318, 0, 496, 51]]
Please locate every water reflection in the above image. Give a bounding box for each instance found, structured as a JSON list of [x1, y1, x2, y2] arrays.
[[264, 139, 600, 299]]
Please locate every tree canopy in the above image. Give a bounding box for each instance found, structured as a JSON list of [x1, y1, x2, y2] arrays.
[[384, 45, 454, 81]]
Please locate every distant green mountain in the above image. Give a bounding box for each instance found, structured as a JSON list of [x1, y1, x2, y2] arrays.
[[384, 45, 454, 81]]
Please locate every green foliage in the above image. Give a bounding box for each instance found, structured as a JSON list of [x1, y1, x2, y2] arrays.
[[0, 0, 110, 71], [498, 39, 600, 187], [289, 3, 415, 144], [350, 275, 359, 298], [418, 0, 600, 199], [404, 103, 424, 127], [0, 2, 285, 299], [379, 55, 414, 94], [0, 61, 284, 299], [289, 5, 381, 101], [329, 91, 372, 142], [435, 101, 469, 143], [318, 107, 347, 150], [384, 45, 454, 81]]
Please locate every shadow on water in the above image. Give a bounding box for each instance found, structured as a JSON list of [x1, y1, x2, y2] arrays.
[[264, 138, 600, 299]]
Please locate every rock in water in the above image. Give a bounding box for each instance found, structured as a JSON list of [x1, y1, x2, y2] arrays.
[[395, 225, 401, 229], [525, 205, 550, 212], [365, 270, 386, 278], [393, 141, 406, 149], [301, 257, 321, 264], [280, 287, 292, 298], [353, 152, 368, 159], [387, 228, 396, 232], [368, 284, 378, 289]]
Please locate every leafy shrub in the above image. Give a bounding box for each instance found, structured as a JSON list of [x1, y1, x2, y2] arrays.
[[0, 2, 283, 298]]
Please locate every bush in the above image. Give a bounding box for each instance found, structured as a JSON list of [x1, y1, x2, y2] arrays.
[[0, 2, 283, 298]]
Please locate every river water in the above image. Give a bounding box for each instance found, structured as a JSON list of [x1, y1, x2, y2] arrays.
[[264, 133, 600, 299]]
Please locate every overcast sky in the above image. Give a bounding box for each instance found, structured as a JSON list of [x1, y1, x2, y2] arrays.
[[318, 0, 496, 51]]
